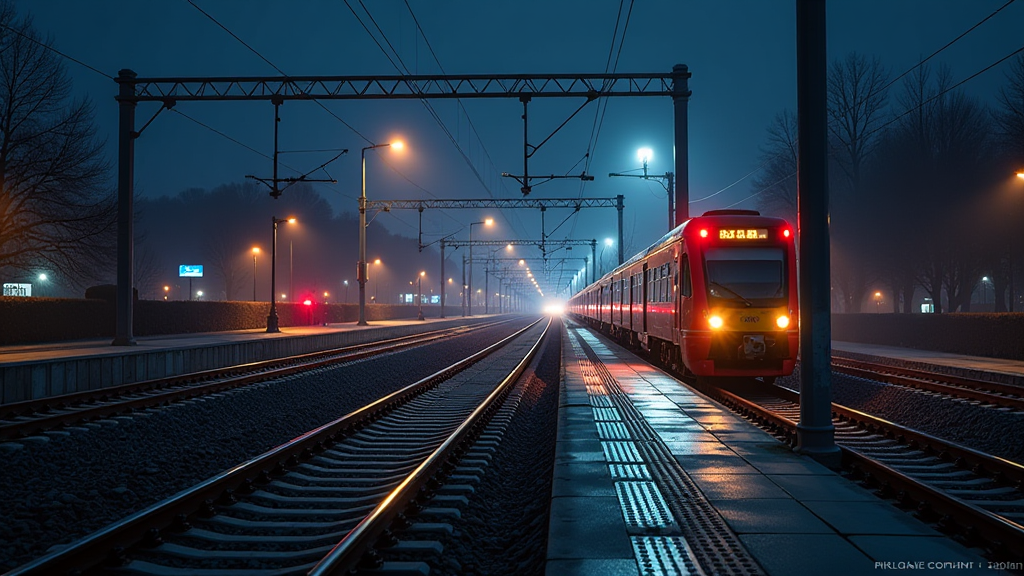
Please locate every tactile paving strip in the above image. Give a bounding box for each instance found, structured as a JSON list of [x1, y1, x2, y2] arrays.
[[610, 464, 652, 480], [617, 481, 678, 531], [632, 536, 705, 576], [593, 407, 622, 421], [602, 441, 644, 463], [570, 327, 764, 576], [596, 421, 631, 439], [590, 395, 614, 408]]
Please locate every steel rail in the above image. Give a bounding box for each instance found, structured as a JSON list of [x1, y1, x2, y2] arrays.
[[309, 316, 552, 575], [831, 357, 1024, 411], [5, 316, 544, 576], [0, 320, 509, 440], [699, 382, 1024, 560]]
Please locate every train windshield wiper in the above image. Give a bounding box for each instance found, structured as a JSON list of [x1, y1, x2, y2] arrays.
[[708, 281, 753, 307]]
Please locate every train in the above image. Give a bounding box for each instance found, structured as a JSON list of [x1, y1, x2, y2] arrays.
[[567, 209, 798, 383]]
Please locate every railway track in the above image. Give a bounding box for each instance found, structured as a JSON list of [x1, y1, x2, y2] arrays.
[[830, 355, 1024, 411], [695, 379, 1024, 562], [0, 319, 511, 441], [6, 316, 551, 575]]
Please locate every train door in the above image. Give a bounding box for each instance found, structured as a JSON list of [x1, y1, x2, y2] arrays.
[[642, 263, 648, 333], [628, 273, 634, 331], [679, 254, 693, 330]]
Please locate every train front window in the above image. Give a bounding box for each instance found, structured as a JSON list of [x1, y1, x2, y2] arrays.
[[704, 247, 785, 302]]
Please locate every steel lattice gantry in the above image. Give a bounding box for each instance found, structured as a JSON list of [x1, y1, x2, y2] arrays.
[[437, 239, 596, 318], [112, 68, 690, 344]]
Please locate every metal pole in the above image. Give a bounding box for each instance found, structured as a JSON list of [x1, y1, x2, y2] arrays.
[[358, 147, 368, 325], [440, 239, 446, 318], [795, 0, 839, 466], [468, 226, 474, 316], [113, 69, 137, 346], [289, 240, 293, 302], [617, 195, 624, 265], [267, 217, 280, 332], [252, 254, 257, 302], [666, 172, 675, 230], [591, 241, 597, 283], [462, 254, 467, 317], [485, 265, 489, 314], [672, 63, 691, 225], [417, 274, 425, 321]]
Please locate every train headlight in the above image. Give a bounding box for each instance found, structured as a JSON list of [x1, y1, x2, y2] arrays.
[[708, 315, 724, 329], [776, 315, 790, 329]]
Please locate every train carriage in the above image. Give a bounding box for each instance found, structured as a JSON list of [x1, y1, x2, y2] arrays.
[[569, 210, 798, 382]]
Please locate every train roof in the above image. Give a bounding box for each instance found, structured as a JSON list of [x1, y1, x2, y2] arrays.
[[590, 210, 791, 285]]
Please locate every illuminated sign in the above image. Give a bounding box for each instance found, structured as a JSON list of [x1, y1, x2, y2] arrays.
[[179, 265, 204, 278], [3, 283, 31, 297], [718, 228, 767, 240]]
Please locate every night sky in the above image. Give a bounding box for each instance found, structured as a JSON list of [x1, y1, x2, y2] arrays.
[[17, 0, 1024, 263]]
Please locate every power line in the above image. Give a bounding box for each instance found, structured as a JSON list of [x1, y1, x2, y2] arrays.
[[0, 22, 111, 79]]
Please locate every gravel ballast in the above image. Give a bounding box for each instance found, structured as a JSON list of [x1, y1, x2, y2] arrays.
[[777, 365, 1024, 464], [0, 317, 537, 571]]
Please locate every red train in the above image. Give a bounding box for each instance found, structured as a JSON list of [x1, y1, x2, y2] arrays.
[[568, 210, 798, 383]]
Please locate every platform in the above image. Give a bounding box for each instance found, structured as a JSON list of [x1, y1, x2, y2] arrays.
[[0, 315, 498, 405], [832, 340, 1024, 387], [549, 322, 990, 576]]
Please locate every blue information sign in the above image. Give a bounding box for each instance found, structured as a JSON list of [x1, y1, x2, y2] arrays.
[[179, 265, 204, 278]]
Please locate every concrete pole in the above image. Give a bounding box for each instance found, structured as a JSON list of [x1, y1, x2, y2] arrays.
[[795, 0, 840, 466], [672, 64, 691, 225], [113, 69, 137, 346], [440, 239, 446, 318], [616, 195, 625, 265], [358, 147, 369, 325]]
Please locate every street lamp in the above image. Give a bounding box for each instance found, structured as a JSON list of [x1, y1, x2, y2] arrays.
[[417, 271, 426, 321], [196, 290, 204, 300], [163, 285, 170, 301], [343, 280, 350, 304], [359, 140, 405, 326], [268, 216, 296, 333], [609, 147, 675, 235], [982, 276, 991, 306], [467, 218, 494, 316], [600, 237, 614, 276], [251, 247, 261, 302], [323, 291, 330, 325], [874, 291, 882, 313]]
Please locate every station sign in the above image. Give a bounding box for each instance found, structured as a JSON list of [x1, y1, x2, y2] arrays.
[[2, 283, 31, 297], [178, 265, 204, 278]]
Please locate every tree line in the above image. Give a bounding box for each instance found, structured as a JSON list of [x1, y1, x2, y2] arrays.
[[753, 52, 1024, 313]]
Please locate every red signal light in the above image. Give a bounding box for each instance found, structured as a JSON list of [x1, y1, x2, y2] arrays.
[[699, 229, 708, 238], [303, 299, 312, 306], [783, 229, 791, 238]]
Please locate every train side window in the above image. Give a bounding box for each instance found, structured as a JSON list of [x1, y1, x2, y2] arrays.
[[681, 256, 692, 297]]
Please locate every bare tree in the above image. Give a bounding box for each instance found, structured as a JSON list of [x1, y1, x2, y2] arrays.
[[827, 52, 890, 313], [0, 2, 114, 287], [993, 53, 1024, 164], [752, 110, 798, 222]]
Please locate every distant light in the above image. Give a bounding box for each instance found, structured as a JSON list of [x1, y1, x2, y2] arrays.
[[485, 218, 494, 226], [700, 229, 708, 238], [390, 140, 404, 151], [324, 291, 329, 297], [448, 278, 453, 283], [874, 291, 882, 297], [163, 285, 170, 291], [287, 217, 297, 224], [543, 304, 565, 315], [303, 299, 312, 306], [519, 260, 525, 266], [637, 147, 653, 164], [604, 238, 614, 247], [197, 291, 203, 297], [374, 259, 382, 265], [343, 280, 349, 286], [982, 277, 989, 282], [506, 244, 513, 251], [252, 247, 261, 254], [1017, 171, 1024, 179], [38, 273, 47, 281]]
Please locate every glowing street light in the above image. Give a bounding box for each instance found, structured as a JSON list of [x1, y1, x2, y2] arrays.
[[359, 140, 405, 326], [251, 247, 261, 302], [468, 218, 494, 316], [267, 216, 296, 332], [417, 271, 426, 321]]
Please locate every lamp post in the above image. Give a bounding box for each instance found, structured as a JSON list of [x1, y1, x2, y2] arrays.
[[599, 237, 614, 276], [417, 271, 426, 321], [982, 276, 991, 308], [359, 140, 404, 326], [343, 280, 350, 304], [251, 247, 260, 302], [467, 218, 493, 316], [268, 216, 296, 333], [873, 291, 882, 313]]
